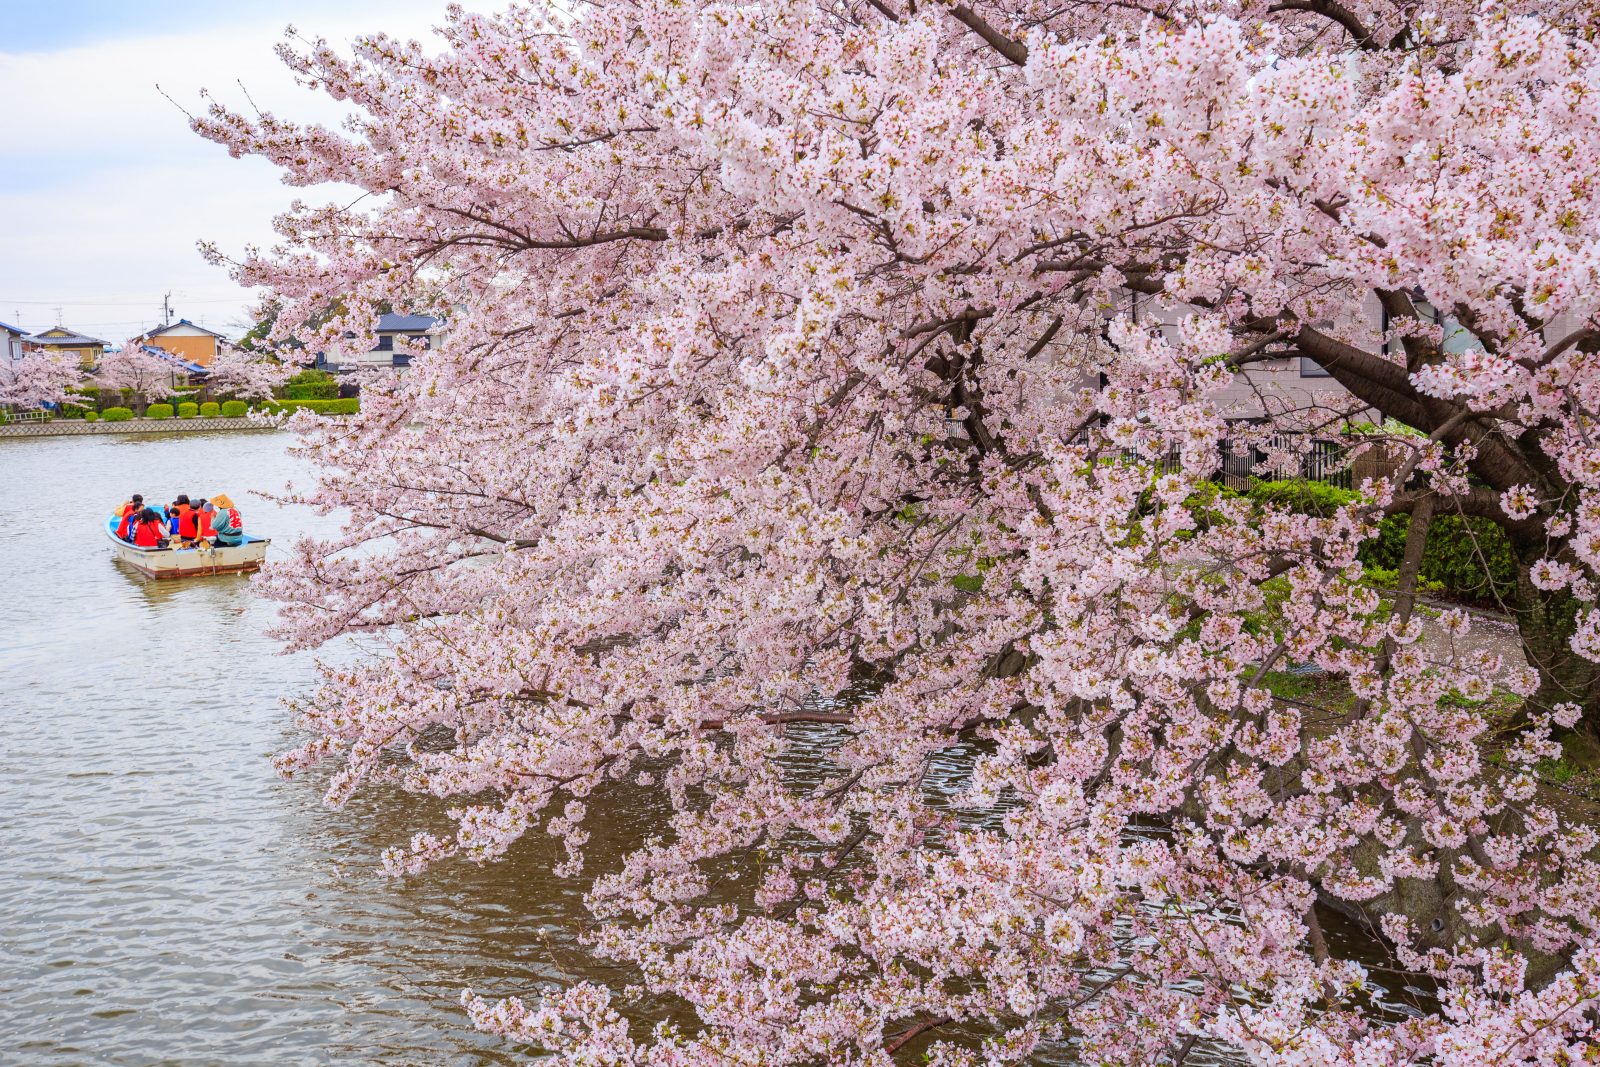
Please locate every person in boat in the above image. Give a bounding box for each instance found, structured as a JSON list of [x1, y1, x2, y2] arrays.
[[117, 494, 145, 540], [174, 496, 201, 545], [210, 494, 244, 547], [131, 508, 167, 548], [167, 495, 191, 540], [195, 498, 216, 541]]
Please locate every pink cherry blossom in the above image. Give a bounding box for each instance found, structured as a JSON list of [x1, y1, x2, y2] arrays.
[[196, 1, 1600, 1062], [0, 349, 80, 409]]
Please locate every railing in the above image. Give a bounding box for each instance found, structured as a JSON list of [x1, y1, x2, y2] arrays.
[[1218, 436, 1353, 490], [1124, 436, 1406, 491]]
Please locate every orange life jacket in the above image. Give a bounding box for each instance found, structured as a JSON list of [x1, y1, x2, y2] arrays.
[[177, 506, 198, 539]]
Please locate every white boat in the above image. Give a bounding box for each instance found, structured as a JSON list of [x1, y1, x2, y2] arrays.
[[105, 515, 269, 579]]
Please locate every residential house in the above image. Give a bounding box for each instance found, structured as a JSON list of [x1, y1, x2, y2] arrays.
[[140, 344, 207, 387], [316, 312, 442, 372], [0, 321, 27, 361], [138, 319, 229, 368], [25, 325, 108, 367]]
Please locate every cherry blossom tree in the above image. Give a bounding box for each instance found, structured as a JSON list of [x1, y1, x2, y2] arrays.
[[201, 344, 292, 401], [93, 344, 180, 413], [0, 350, 81, 410], [196, 0, 1600, 1061]]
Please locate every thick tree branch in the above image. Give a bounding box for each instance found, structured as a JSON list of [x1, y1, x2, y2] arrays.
[[946, 4, 1030, 65], [1267, 0, 1381, 50]]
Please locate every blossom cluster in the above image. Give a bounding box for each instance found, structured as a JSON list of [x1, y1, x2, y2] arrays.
[[198, 0, 1600, 1061]]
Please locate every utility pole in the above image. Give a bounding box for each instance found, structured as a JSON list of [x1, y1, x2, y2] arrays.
[[161, 292, 172, 326]]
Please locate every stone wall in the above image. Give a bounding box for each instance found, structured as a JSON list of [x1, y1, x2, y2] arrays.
[[0, 417, 277, 438]]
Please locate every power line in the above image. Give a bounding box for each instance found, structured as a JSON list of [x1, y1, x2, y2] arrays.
[[0, 296, 249, 307]]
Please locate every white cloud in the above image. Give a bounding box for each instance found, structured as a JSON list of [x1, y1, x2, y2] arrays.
[[0, 2, 448, 338]]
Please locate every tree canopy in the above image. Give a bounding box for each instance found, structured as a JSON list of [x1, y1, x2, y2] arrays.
[[198, 0, 1600, 1061]]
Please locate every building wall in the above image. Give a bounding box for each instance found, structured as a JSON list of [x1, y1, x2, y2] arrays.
[[145, 332, 219, 367], [36, 344, 105, 367]]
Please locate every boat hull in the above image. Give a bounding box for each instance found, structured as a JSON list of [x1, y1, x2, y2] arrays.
[[106, 516, 269, 579]]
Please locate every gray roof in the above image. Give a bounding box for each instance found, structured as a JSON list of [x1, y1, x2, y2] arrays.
[[376, 313, 438, 333], [27, 327, 107, 346], [141, 318, 228, 340]]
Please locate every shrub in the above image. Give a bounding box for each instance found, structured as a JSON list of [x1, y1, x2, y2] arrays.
[[178, 402, 199, 419], [220, 400, 249, 417], [258, 397, 360, 416], [199, 402, 221, 417], [1242, 477, 1354, 518], [145, 403, 175, 420], [1361, 512, 1520, 605], [282, 368, 340, 401], [84, 411, 99, 423], [1240, 478, 1521, 606], [101, 407, 134, 423]]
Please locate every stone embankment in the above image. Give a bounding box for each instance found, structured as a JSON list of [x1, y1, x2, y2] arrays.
[[0, 417, 277, 438]]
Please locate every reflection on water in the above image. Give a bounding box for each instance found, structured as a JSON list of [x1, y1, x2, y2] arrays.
[[0, 431, 636, 1065]]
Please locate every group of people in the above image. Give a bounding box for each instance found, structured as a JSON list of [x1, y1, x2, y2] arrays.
[[116, 493, 245, 549]]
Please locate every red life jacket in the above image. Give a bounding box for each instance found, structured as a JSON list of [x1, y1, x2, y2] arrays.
[[118, 503, 138, 539], [198, 509, 216, 537], [177, 506, 198, 539], [133, 520, 163, 547]]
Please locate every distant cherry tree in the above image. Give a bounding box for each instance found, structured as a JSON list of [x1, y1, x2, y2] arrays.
[[93, 345, 178, 413], [202, 345, 292, 401], [198, 1, 1600, 1062], [0, 350, 80, 410]]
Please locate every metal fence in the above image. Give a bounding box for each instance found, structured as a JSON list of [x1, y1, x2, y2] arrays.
[[1124, 436, 1405, 491], [1217, 436, 1353, 490]]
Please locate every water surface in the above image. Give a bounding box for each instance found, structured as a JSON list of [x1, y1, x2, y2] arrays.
[[1, 431, 589, 1065]]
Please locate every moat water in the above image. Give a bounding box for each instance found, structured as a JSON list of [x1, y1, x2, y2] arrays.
[[0, 432, 610, 1065], [4, 431, 1414, 1065]]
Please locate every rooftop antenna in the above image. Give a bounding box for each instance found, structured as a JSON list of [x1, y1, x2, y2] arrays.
[[162, 292, 172, 326], [53, 306, 63, 326]]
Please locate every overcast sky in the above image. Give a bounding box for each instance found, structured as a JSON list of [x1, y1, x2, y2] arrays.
[[0, 0, 450, 341]]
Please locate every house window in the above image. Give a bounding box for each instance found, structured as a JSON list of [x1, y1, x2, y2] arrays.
[[374, 335, 393, 351], [1381, 296, 1483, 359]]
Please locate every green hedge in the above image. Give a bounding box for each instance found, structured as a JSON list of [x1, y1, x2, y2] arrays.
[[178, 402, 199, 419], [220, 400, 249, 417], [84, 411, 99, 423], [1239, 479, 1520, 605], [281, 369, 340, 401], [145, 403, 174, 419], [101, 407, 134, 423], [1241, 478, 1353, 518], [199, 402, 221, 417], [1361, 511, 1520, 604], [257, 397, 359, 416]]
